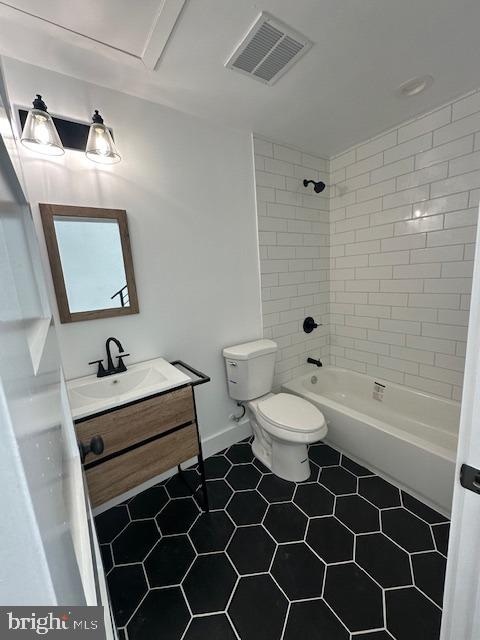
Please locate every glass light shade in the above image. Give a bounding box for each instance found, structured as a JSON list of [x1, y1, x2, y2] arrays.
[[21, 108, 64, 156], [85, 122, 121, 164]]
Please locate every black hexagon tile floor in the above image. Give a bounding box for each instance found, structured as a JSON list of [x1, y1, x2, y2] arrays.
[[96, 439, 450, 640]]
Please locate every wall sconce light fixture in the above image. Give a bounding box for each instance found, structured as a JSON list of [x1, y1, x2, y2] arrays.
[[20, 94, 64, 156], [18, 102, 121, 164], [85, 110, 121, 164]]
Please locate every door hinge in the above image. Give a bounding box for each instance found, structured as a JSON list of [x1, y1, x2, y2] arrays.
[[460, 464, 480, 494]]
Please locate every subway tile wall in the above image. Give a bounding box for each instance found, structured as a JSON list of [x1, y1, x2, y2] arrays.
[[328, 89, 480, 400], [254, 89, 480, 400], [254, 137, 330, 388]]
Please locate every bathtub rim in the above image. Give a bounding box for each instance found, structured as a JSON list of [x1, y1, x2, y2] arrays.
[[283, 367, 458, 464]]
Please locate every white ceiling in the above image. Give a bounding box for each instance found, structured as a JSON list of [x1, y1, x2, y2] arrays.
[[1, 0, 480, 156], [1, 0, 163, 56]]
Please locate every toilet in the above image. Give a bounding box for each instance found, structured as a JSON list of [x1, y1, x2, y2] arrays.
[[223, 339, 327, 482]]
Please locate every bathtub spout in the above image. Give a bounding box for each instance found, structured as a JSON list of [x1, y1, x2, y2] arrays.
[[307, 357, 323, 367]]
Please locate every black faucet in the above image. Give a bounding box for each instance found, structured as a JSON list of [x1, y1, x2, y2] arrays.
[[89, 337, 130, 378], [307, 357, 323, 367]]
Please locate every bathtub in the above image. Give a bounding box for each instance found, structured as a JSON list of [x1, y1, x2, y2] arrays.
[[283, 367, 460, 514]]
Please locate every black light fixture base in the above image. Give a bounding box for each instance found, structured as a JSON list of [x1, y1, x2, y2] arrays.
[[91, 109, 104, 124], [32, 94, 48, 112]]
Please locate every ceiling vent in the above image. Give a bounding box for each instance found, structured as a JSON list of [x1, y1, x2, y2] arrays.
[[225, 12, 312, 85]]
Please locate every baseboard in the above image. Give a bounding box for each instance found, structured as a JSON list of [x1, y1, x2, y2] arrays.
[[92, 418, 252, 516], [201, 417, 252, 458]]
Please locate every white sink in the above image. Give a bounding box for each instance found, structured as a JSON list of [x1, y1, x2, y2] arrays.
[[67, 357, 192, 420], [71, 367, 166, 400]]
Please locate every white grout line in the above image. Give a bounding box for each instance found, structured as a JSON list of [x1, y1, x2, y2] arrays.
[[225, 610, 242, 640], [121, 587, 150, 631], [322, 598, 353, 636], [351, 626, 390, 637], [280, 600, 291, 640], [223, 574, 240, 612]]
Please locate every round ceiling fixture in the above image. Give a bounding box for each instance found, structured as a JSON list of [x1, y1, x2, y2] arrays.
[[396, 75, 434, 98]]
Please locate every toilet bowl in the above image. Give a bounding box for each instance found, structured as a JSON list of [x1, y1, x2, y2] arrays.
[[248, 392, 327, 482], [222, 339, 328, 483]]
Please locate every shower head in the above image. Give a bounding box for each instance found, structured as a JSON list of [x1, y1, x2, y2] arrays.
[[303, 179, 326, 193]]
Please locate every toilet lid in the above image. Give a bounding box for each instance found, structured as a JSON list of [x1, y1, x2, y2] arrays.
[[258, 393, 325, 433]]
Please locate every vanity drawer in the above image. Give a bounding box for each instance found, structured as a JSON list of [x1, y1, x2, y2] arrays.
[[85, 423, 199, 506], [76, 385, 194, 462]]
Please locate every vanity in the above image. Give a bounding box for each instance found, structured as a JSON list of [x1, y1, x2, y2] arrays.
[[38, 203, 210, 510], [68, 357, 210, 509]]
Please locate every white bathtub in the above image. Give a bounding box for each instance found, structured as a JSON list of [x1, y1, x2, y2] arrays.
[[283, 367, 460, 514]]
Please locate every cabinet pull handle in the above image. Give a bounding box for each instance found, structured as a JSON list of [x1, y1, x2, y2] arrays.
[[78, 435, 104, 464]]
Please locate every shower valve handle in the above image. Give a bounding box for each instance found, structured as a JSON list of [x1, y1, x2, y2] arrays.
[[303, 317, 321, 333]]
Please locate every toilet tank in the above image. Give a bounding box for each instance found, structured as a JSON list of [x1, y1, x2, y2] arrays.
[[223, 339, 277, 401]]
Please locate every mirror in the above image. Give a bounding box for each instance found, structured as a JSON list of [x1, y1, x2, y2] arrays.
[[39, 204, 139, 323]]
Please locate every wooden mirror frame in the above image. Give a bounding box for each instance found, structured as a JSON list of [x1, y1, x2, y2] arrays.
[[39, 203, 139, 323]]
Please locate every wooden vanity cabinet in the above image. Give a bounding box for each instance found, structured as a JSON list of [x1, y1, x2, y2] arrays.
[[76, 381, 205, 507]]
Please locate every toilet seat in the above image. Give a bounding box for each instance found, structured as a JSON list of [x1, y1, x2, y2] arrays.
[[258, 393, 325, 434]]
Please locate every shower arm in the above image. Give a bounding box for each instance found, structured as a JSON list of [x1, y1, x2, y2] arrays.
[[303, 178, 326, 193]]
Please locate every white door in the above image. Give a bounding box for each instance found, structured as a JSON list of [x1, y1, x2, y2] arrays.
[[441, 207, 480, 640], [0, 65, 115, 636]]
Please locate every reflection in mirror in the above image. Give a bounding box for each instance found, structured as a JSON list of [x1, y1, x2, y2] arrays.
[[40, 204, 139, 323], [54, 217, 128, 313]]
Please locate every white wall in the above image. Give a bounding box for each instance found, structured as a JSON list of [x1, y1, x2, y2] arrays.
[[253, 138, 330, 388], [328, 91, 480, 400], [3, 57, 263, 447]]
